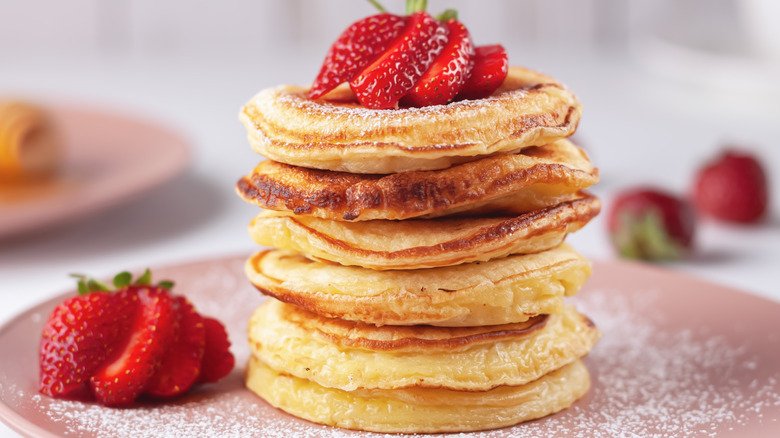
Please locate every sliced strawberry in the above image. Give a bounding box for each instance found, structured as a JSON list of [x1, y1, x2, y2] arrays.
[[401, 19, 475, 107], [456, 44, 508, 100], [89, 286, 178, 406], [197, 317, 234, 383], [350, 11, 449, 109], [309, 13, 407, 100], [145, 297, 206, 397], [39, 292, 136, 398]]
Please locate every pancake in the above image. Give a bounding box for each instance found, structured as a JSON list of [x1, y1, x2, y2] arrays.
[[239, 66, 581, 174], [0, 102, 60, 183], [245, 243, 591, 326], [247, 192, 600, 269], [245, 357, 590, 433], [248, 299, 600, 392], [236, 139, 598, 221]]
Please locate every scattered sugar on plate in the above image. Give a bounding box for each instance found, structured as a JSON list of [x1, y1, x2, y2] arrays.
[[22, 265, 779, 437]]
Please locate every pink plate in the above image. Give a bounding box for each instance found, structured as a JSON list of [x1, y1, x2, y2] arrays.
[[0, 105, 189, 239], [0, 256, 779, 437]]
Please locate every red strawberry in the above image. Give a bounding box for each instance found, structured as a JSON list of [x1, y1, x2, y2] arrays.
[[39, 270, 234, 406], [197, 317, 234, 384], [145, 296, 206, 397], [693, 149, 769, 223], [608, 188, 695, 261], [456, 44, 508, 100], [308, 13, 407, 100], [89, 286, 178, 406], [401, 19, 475, 107], [350, 11, 449, 109], [39, 292, 136, 398]]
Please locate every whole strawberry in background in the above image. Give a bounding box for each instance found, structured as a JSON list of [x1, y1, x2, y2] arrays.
[[693, 149, 769, 224], [39, 270, 234, 406], [608, 188, 695, 261]]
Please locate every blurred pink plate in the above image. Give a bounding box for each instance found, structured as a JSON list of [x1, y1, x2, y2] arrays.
[[1, 256, 779, 437], [0, 105, 189, 239]]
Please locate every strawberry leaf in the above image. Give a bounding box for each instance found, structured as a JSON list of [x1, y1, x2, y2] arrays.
[[406, 0, 427, 14], [113, 272, 132, 289], [134, 268, 152, 286], [86, 278, 110, 293], [436, 8, 457, 21], [366, 0, 387, 12], [77, 280, 89, 296], [158, 280, 175, 290]]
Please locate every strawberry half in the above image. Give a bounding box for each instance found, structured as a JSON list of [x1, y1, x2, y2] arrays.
[[145, 296, 206, 397], [39, 292, 136, 398], [89, 286, 178, 406], [456, 44, 508, 100], [350, 11, 449, 109], [401, 18, 475, 107], [197, 317, 235, 384], [309, 13, 407, 100]]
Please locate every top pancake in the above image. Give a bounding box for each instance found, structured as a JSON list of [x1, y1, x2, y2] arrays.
[[236, 138, 598, 221], [240, 67, 581, 174]]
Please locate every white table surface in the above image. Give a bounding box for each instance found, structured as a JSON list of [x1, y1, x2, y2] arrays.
[[1, 46, 779, 437]]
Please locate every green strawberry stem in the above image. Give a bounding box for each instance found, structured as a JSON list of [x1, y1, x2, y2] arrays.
[[71, 269, 174, 295], [366, 0, 456, 20], [436, 8, 457, 21], [406, 0, 428, 14], [366, 0, 387, 12], [614, 210, 684, 261]]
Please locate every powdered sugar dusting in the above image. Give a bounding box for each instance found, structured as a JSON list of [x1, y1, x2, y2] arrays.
[[3, 257, 779, 437]]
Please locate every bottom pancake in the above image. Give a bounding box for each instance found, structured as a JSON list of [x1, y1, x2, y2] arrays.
[[246, 357, 590, 434]]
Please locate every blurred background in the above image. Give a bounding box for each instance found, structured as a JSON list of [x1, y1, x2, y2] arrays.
[[0, 0, 779, 416]]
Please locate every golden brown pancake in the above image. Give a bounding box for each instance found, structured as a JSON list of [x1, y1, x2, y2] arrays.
[[247, 193, 600, 269], [236, 139, 598, 221], [239, 66, 581, 174], [245, 243, 591, 326], [247, 299, 600, 392], [0, 102, 60, 183], [245, 356, 590, 433]]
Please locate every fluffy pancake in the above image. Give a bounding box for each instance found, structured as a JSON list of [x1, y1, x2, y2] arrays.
[[245, 243, 591, 326], [236, 139, 598, 221], [240, 66, 581, 174], [247, 193, 600, 269], [245, 357, 590, 433], [248, 299, 600, 392]]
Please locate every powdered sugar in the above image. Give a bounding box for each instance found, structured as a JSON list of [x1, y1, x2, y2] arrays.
[[5, 257, 779, 437]]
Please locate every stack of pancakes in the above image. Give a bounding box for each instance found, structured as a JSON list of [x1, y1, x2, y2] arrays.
[[236, 67, 601, 433]]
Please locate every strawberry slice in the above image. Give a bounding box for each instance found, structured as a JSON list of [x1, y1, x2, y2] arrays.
[[309, 13, 407, 100], [401, 19, 475, 107], [350, 11, 449, 109], [145, 296, 206, 397], [456, 44, 508, 100], [197, 317, 234, 383], [39, 292, 136, 398], [89, 286, 178, 406]]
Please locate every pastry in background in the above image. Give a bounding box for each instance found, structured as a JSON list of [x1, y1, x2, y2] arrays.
[[0, 101, 61, 184]]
